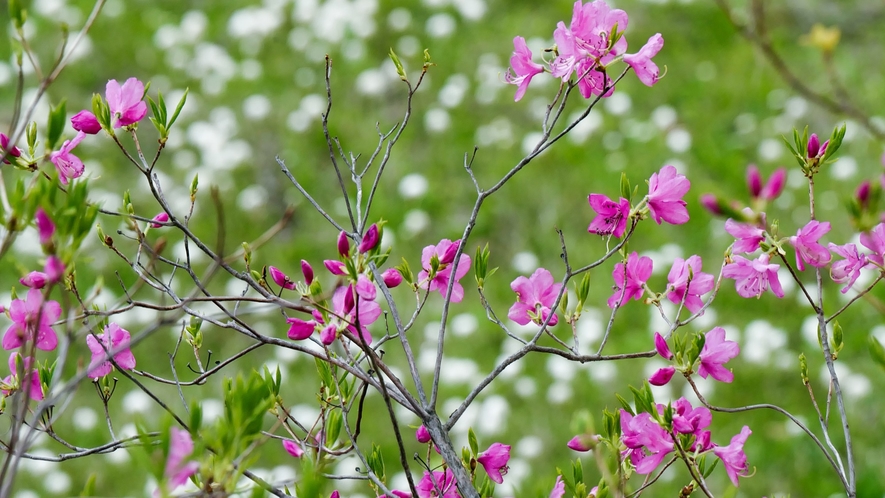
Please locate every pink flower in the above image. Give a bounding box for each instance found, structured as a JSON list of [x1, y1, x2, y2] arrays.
[[106, 78, 147, 128], [789, 220, 831, 271], [508, 268, 561, 326], [3, 288, 61, 351], [415, 424, 431, 443], [20, 272, 48, 289], [722, 253, 784, 298], [417, 239, 471, 303], [301, 260, 314, 285], [713, 426, 752, 487], [86, 323, 136, 378], [359, 223, 380, 253], [416, 469, 459, 498], [550, 475, 565, 498], [324, 260, 347, 276], [35, 208, 55, 245], [697, 326, 739, 383], [623, 33, 663, 86], [648, 366, 675, 386], [608, 252, 653, 308], [654, 331, 672, 360], [807, 133, 828, 159], [666, 255, 714, 313], [316, 285, 382, 344], [381, 268, 403, 288], [269, 266, 296, 290], [150, 212, 169, 228], [620, 410, 673, 474], [670, 398, 711, 436], [647, 165, 690, 225], [0, 133, 21, 164], [724, 219, 765, 254], [477, 442, 511, 484], [1, 353, 43, 401], [44, 256, 65, 284], [287, 317, 316, 340], [860, 223, 885, 266], [163, 427, 199, 493], [282, 438, 304, 458], [828, 242, 867, 293], [504, 36, 545, 102], [587, 194, 630, 237], [71, 110, 102, 134], [50, 130, 87, 185], [355, 274, 377, 301]]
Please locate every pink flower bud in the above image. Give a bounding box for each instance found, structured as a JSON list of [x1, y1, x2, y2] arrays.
[[654, 332, 673, 360], [343, 285, 355, 313], [35, 208, 55, 245], [330, 492, 340, 498], [746, 164, 762, 198], [382, 268, 403, 288], [649, 366, 676, 386], [301, 259, 314, 285], [324, 260, 347, 276], [287, 317, 315, 340], [0, 133, 21, 164], [700, 194, 722, 216], [807, 133, 820, 158], [566, 435, 593, 452], [440, 239, 461, 265], [20, 271, 49, 289], [416, 425, 431, 443], [269, 266, 296, 290], [150, 212, 170, 228], [320, 324, 337, 345], [358, 223, 379, 253], [337, 231, 350, 257], [282, 439, 304, 458], [760, 168, 786, 201], [71, 110, 102, 134], [45, 256, 65, 283], [856, 180, 871, 209]]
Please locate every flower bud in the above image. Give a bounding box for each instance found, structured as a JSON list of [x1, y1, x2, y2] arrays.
[[20, 271, 48, 289], [343, 285, 355, 313], [807, 133, 820, 158], [286, 317, 315, 340], [761, 168, 786, 201], [358, 224, 379, 253], [71, 110, 102, 135], [648, 366, 676, 386], [440, 239, 461, 265], [566, 435, 593, 452], [0, 133, 21, 164], [150, 212, 170, 228], [270, 266, 296, 290], [35, 208, 55, 245], [45, 256, 65, 283], [301, 259, 314, 285], [746, 164, 762, 198], [324, 260, 347, 276], [382, 268, 403, 288], [856, 180, 871, 209], [320, 324, 337, 345], [337, 231, 350, 257], [282, 439, 304, 458], [699, 194, 723, 216], [654, 332, 673, 360], [416, 425, 431, 443]]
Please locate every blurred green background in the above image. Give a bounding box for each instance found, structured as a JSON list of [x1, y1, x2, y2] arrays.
[[2, 0, 885, 496]]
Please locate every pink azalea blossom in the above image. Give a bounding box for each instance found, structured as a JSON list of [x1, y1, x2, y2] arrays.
[[86, 323, 136, 378], [722, 253, 784, 299], [301, 260, 314, 285], [828, 242, 867, 293], [282, 438, 304, 458], [3, 288, 61, 351], [666, 255, 714, 313], [623, 33, 663, 86], [355, 274, 376, 301], [477, 442, 511, 484], [587, 194, 630, 237], [417, 239, 471, 303], [71, 110, 102, 134], [50, 131, 87, 185], [647, 165, 690, 225], [724, 219, 765, 254], [508, 268, 561, 326], [549, 476, 565, 498], [670, 398, 712, 436], [807, 133, 828, 159], [416, 469, 459, 498], [860, 223, 885, 266], [713, 426, 752, 487], [697, 327, 739, 383], [314, 285, 382, 344], [381, 268, 403, 288], [20, 272, 48, 289], [35, 208, 55, 245], [1, 352, 43, 401], [415, 424, 431, 443], [150, 212, 169, 228], [269, 266, 296, 290], [648, 366, 675, 386], [608, 252, 653, 308], [359, 223, 379, 253], [106, 78, 147, 128], [163, 427, 200, 494], [789, 220, 831, 271], [504, 36, 545, 102], [654, 331, 672, 360], [620, 410, 673, 474]]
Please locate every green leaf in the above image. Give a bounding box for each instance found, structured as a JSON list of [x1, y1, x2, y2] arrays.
[[389, 48, 407, 81], [468, 427, 479, 457], [46, 99, 67, 151], [619, 172, 631, 202], [168, 88, 189, 130], [869, 335, 885, 372], [79, 473, 97, 496]]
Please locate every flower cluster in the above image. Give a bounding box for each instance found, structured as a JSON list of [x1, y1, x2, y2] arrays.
[[649, 327, 740, 386], [506, 0, 664, 101]]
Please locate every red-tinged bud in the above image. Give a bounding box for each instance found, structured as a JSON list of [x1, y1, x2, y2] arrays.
[[746, 164, 762, 198], [35, 208, 55, 245], [20, 271, 49, 289], [807, 133, 820, 158], [358, 224, 379, 253], [150, 212, 170, 228], [416, 425, 431, 443], [760, 168, 786, 201], [301, 259, 314, 285], [566, 435, 593, 452], [856, 180, 871, 209], [700, 194, 723, 216], [71, 110, 102, 134], [45, 256, 65, 283], [270, 266, 296, 290], [337, 231, 350, 257], [324, 260, 347, 276], [440, 239, 461, 264], [654, 331, 673, 360], [649, 366, 676, 386], [382, 268, 403, 288]]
